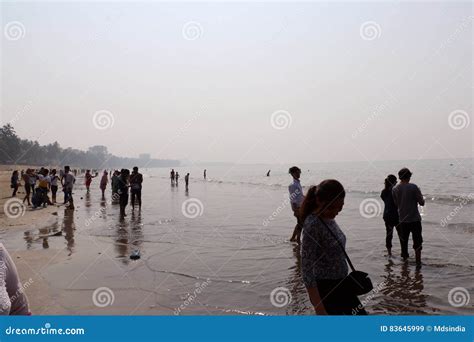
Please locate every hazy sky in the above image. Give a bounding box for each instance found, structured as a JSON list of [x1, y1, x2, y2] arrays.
[[1, 1, 472, 164]]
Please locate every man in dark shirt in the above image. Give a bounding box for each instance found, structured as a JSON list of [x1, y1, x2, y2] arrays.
[[130, 166, 143, 210], [118, 169, 130, 218], [392, 168, 425, 266]]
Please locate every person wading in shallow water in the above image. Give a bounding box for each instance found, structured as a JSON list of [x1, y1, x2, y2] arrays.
[[99, 170, 108, 199], [170, 169, 175, 185], [380, 174, 400, 256], [184, 173, 190, 190], [118, 169, 130, 218], [300, 179, 367, 315], [129, 166, 143, 210], [62, 165, 75, 209], [392, 168, 425, 267], [288, 166, 304, 244], [84, 170, 96, 193]]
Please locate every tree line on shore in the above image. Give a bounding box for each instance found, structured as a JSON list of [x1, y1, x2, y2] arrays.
[[0, 124, 179, 168]]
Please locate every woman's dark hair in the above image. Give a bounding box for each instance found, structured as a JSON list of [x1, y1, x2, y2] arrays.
[[299, 179, 345, 222], [384, 174, 397, 190]]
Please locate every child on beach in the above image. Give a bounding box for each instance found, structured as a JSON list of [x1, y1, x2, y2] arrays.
[[380, 175, 400, 256], [84, 170, 96, 192], [301, 180, 367, 315]]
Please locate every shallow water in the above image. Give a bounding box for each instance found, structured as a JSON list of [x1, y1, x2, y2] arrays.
[[1, 159, 473, 315]]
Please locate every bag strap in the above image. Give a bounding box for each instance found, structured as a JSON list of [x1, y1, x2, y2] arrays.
[[318, 217, 356, 272]]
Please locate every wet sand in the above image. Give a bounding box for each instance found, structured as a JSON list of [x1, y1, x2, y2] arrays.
[[0, 169, 65, 314], [1, 163, 472, 316]]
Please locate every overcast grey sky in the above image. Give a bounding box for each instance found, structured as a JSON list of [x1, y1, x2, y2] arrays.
[[1, 1, 472, 164]]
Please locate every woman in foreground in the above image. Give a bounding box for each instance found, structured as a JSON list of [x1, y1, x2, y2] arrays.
[[0, 243, 30, 315], [300, 179, 367, 315]]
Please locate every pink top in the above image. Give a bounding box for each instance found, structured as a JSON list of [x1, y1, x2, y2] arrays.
[[0, 243, 30, 315]]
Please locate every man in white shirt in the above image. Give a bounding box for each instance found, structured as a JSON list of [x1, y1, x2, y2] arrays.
[[288, 166, 305, 243], [62, 165, 76, 208]]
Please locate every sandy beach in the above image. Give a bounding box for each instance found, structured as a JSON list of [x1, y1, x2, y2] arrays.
[[1, 168, 70, 314]]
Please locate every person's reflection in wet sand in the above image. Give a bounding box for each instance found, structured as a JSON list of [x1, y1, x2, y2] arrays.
[[63, 208, 76, 256], [286, 244, 312, 314], [375, 260, 428, 314], [130, 211, 144, 252], [115, 218, 130, 265], [24, 231, 33, 249]]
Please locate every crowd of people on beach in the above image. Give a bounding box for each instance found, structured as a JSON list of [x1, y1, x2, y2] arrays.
[[287, 166, 425, 315], [9, 165, 145, 219], [4, 163, 426, 316]]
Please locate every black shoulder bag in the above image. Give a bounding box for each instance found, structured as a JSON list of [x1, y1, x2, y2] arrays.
[[319, 218, 373, 296]]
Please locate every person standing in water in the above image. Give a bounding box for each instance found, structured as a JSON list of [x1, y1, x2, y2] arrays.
[[22, 169, 31, 205], [10, 171, 19, 197], [84, 170, 96, 192], [288, 166, 305, 243], [62, 165, 75, 208], [50, 169, 59, 203], [380, 174, 400, 256], [129, 166, 143, 210], [184, 173, 190, 190], [392, 168, 425, 267], [28, 169, 37, 195], [111, 170, 120, 202], [118, 169, 130, 218], [301, 180, 367, 315], [175, 172, 180, 185], [170, 169, 175, 185], [266, 170, 271, 177], [99, 170, 108, 199], [203, 169, 207, 180]]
